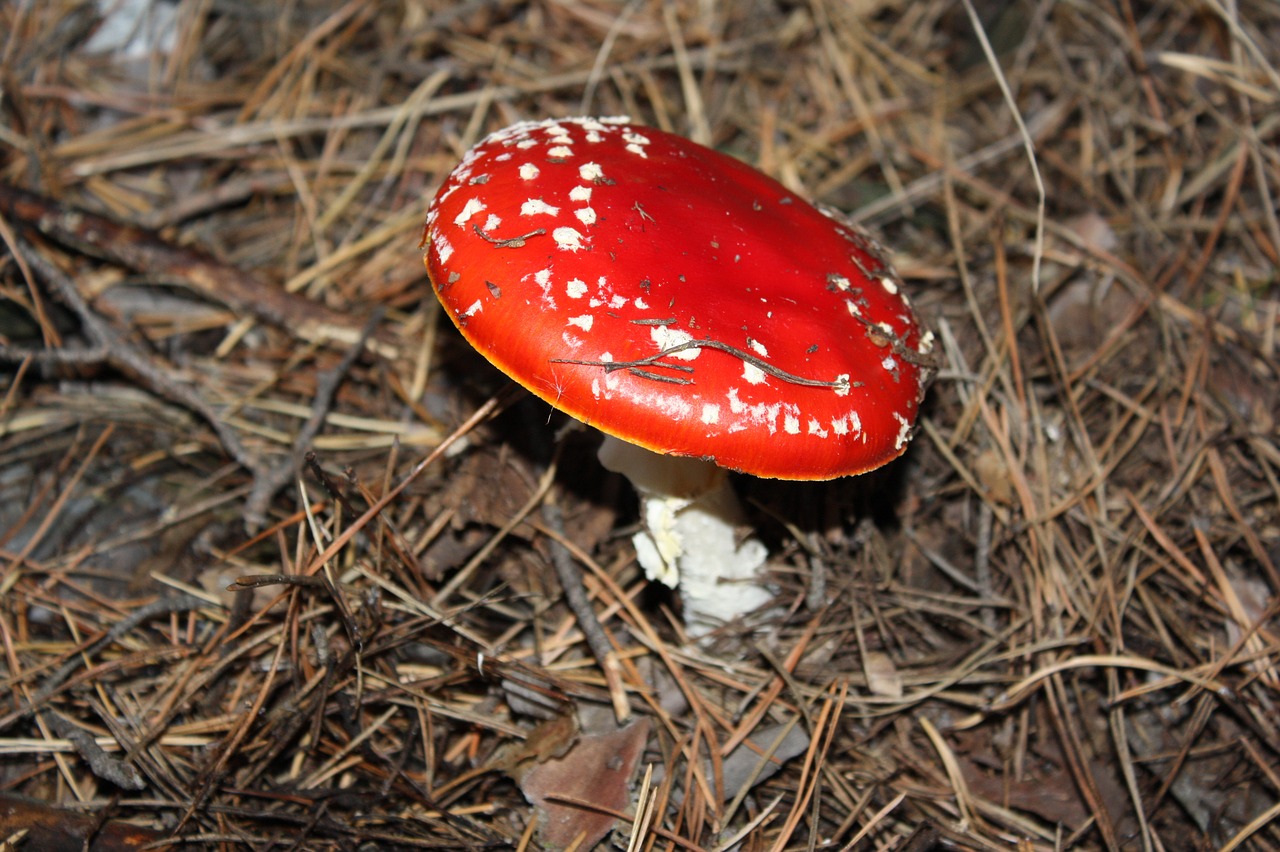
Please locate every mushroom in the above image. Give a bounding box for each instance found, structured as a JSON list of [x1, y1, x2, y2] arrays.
[[423, 117, 932, 636]]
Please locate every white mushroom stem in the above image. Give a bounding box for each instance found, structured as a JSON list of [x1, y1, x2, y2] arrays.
[[597, 435, 773, 637]]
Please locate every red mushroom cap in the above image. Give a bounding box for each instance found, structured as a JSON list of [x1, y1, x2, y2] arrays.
[[423, 117, 932, 479]]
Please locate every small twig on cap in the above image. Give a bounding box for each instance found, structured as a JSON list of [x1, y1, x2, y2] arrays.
[[473, 225, 545, 248], [554, 337, 851, 390]]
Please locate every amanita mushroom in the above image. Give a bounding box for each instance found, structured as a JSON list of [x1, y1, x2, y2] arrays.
[[423, 117, 932, 635]]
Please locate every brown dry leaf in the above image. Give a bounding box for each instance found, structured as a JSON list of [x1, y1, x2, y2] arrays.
[[437, 445, 539, 530], [1207, 351, 1277, 434], [0, 793, 163, 851], [717, 721, 811, 802], [962, 760, 1089, 829], [862, 650, 904, 698], [1063, 211, 1118, 255], [1043, 276, 1138, 359], [973, 448, 1014, 505], [490, 712, 579, 776], [518, 710, 651, 851]]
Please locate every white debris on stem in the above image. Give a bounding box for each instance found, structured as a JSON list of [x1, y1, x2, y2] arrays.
[[597, 435, 773, 637]]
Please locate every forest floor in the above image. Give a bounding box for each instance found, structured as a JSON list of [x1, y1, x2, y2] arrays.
[[1, 1, 1278, 849]]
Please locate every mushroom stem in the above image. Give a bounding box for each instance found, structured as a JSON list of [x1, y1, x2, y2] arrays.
[[597, 435, 773, 637]]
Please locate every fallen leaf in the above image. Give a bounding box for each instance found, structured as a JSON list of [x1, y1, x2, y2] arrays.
[[716, 721, 811, 802], [518, 707, 650, 850], [491, 712, 579, 775], [0, 793, 163, 851], [863, 650, 904, 698]]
